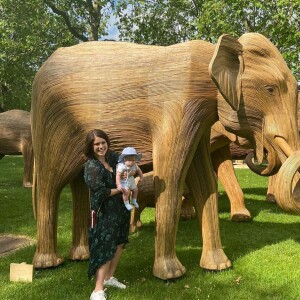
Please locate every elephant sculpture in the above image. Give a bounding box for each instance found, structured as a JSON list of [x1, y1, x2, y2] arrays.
[[130, 121, 252, 232], [0, 110, 33, 188], [31, 33, 299, 280]]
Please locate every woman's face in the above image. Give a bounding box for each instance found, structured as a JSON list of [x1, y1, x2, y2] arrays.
[[93, 136, 108, 158]]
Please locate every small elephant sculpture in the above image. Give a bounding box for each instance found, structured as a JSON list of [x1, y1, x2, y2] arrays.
[[31, 33, 299, 280], [0, 110, 33, 188]]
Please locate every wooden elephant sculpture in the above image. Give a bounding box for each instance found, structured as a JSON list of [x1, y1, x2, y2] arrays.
[[31, 33, 299, 280], [131, 121, 252, 232], [0, 110, 33, 187]]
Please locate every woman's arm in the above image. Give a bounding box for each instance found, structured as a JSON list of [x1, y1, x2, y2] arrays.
[[109, 188, 122, 196]]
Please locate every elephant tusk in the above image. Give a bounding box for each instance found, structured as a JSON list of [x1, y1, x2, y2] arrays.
[[274, 136, 293, 157]]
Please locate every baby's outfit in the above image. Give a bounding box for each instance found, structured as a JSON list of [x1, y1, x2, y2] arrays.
[[117, 162, 139, 210], [117, 163, 138, 190]]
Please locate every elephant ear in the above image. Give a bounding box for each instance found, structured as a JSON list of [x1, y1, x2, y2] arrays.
[[209, 34, 244, 111]]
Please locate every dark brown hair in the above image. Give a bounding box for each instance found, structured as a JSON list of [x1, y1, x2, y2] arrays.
[[84, 129, 111, 159]]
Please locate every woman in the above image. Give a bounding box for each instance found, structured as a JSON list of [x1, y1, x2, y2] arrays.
[[84, 129, 130, 300]]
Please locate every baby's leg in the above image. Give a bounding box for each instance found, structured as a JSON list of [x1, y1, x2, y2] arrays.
[[123, 188, 132, 211], [131, 187, 139, 208]]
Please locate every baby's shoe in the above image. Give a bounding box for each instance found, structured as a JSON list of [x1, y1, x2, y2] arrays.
[[132, 199, 139, 208], [124, 201, 132, 211]]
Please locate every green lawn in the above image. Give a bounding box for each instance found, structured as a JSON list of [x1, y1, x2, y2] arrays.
[[1, 156, 300, 300]]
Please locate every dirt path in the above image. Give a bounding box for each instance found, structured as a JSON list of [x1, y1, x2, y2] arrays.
[[0, 235, 35, 256]]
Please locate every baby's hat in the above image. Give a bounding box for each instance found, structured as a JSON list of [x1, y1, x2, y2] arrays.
[[118, 147, 142, 162]]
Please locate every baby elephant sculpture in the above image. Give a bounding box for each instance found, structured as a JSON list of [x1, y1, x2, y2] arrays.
[[31, 33, 299, 280], [0, 110, 33, 187]]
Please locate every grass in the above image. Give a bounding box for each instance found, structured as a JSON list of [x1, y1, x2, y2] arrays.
[[1, 156, 300, 299]]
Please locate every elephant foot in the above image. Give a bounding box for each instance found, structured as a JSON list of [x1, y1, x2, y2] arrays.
[[266, 193, 277, 203], [200, 249, 232, 271], [33, 252, 64, 268], [153, 256, 186, 279], [23, 182, 32, 188], [180, 196, 195, 220], [231, 208, 252, 222], [130, 220, 143, 233], [69, 245, 89, 261], [180, 207, 195, 220]]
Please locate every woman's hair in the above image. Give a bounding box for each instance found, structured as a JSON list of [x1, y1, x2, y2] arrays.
[[84, 129, 111, 159]]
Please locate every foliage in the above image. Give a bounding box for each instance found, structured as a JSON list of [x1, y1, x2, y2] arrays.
[[0, 0, 76, 111], [0, 1, 299, 110], [116, 0, 300, 79], [43, 0, 116, 41], [116, 0, 197, 45], [1, 157, 300, 299]]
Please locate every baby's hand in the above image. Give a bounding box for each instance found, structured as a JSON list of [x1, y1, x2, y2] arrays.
[[139, 177, 143, 183], [117, 185, 123, 192]]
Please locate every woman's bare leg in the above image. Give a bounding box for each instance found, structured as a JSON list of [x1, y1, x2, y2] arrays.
[[105, 244, 124, 279], [94, 261, 111, 292]]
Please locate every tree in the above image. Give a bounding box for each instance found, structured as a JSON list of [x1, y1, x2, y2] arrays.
[[0, 0, 116, 111], [44, 0, 116, 41], [0, 0, 76, 111], [116, 0, 300, 79]]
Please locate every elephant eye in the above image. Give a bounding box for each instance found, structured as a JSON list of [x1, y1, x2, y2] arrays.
[[264, 85, 275, 95]]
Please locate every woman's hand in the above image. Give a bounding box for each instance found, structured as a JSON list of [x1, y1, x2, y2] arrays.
[[117, 185, 123, 192]]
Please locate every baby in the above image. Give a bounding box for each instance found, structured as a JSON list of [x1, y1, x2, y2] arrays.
[[116, 147, 144, 211]]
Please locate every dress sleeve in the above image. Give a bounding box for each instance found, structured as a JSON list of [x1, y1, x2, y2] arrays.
[[84, 159, 110, 210]]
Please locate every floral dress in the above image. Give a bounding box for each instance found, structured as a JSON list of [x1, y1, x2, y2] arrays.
[[84, 151, 130, 278]]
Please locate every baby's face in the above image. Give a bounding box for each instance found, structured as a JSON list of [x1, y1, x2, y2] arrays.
[[124, 155, 136, 167]]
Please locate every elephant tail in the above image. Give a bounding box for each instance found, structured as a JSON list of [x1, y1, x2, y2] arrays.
[[32, 158, 37, 220]]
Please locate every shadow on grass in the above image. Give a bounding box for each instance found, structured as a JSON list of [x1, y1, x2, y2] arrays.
[[218, 186, 286, 219]]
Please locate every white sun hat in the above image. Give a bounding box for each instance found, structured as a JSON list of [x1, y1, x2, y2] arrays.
[[118, 147, 142, 162]]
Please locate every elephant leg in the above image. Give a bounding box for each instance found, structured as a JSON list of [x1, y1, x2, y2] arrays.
[[266, 175, 277, 203], [33, 187, 64, 268], [69, 170, 90, 261], [186, 135, 232, 271], [152, 150, 188, 277], [211, 145, 251, 221], [131, 171, 155, 232], [22, 141, 33, 188], [130, 202, 147, 233]]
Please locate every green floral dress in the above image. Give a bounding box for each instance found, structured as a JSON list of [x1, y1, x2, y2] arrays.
[[84, 151, 130, 278]]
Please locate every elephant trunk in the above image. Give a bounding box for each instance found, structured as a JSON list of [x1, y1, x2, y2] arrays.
[[245, 135, 300, 213], [270, 136, 300, 213], [274, 150, 300, 213], [245, 152, 268, 176], [245, 145, 281, 177]]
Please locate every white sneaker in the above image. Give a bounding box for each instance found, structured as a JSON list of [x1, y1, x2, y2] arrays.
[[90, 290, 107, 300], [104, 276, 126, 289]]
